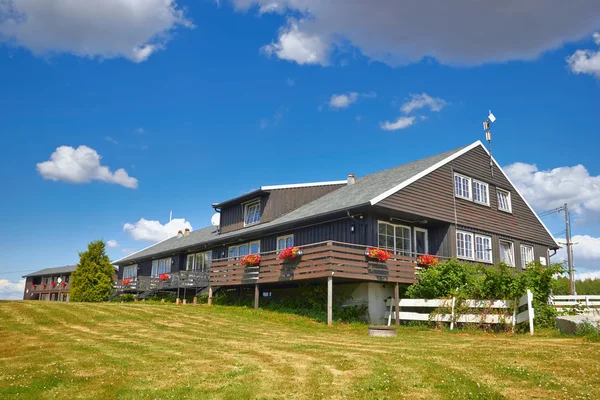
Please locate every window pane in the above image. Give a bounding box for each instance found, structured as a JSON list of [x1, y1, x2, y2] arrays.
[[245, 202, 261, 225], [378, 223, 386, 235], [187, 255, 195, 271], [286, 237, 294, 247], [277, 239, 285, 250], [250, 242, 260, 254], [164, 258, 171, 273], [500, 242, 514, 266], [240, 244, 249, 256]]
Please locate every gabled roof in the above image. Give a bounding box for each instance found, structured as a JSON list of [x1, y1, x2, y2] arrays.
[[114, 140, 558, 264], [23, 265, 77, 278], [212, 180, 347, 208]]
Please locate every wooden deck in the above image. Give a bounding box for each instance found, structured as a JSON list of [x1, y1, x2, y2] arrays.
[[210, 241, 419, 287], [114, 271, 209, 292]]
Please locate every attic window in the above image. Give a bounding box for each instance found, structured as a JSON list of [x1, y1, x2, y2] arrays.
[[244, 200, 261, 226]]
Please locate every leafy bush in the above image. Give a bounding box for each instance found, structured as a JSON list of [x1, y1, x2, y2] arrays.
[[406, 259, 566, 328], [575, 322, 600, 342]]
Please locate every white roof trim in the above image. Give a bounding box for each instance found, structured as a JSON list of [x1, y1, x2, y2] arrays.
[[369, 141, 483, 205], [479, 146, 561, 248], [113, 236, 172, 264], [261, 180, 347, 190]]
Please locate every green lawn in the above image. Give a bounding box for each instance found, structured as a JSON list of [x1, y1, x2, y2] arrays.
[[0, 301, 598, 399]]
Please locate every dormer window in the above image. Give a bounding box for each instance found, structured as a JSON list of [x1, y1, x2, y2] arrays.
[[244, 200, 261, 226]]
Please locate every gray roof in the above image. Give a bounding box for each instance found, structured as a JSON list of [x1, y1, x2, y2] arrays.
[[115, 143, 470, 264], [23, 265, 77, 278]]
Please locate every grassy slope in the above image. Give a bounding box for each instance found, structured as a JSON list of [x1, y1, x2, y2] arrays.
[[0, 302, 598, 400]]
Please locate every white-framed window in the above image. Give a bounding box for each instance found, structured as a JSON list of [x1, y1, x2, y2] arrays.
[[243, 200, 261, 226], [151, 257, 172, 277], [497, 189, 512, 213], [521, 245, 535, 268], [473, 180, 490, 206], [413, 228, 429, 255], [454, 173, 472, 200], [456, 231, 474, 259], [475, 235, 493, 263], [277, 235, 294, 251], [229, 240, 260, 259], [378, 221, 411, 256], [186, 252, 212, 272], [123, 265, 137, 279], [499, 241, 515, 267]]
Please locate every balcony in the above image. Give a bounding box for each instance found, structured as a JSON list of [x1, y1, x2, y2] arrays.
[[210, 241, 421, 287], [114, 270, 210, 292], [32, 283, 69, 292]]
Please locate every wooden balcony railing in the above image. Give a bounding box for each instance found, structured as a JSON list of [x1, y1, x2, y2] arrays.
[[210, 241, 423, 287], [32, 283, 70, 291], [114, 270, 209, 292]]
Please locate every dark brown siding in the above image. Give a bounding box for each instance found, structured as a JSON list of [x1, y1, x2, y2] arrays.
[[219, 185, 343, 234], [378, 145, 556, 248], [456, 226, 549, 271]]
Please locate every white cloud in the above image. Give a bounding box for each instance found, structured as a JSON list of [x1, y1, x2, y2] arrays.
[[123, 217, 192, 242], [400, 93, 447, 114], [328, 91, 375, 109], [329, 92, 358, 109], [261, 20, 329, 65], [0, 279, 25, 300], [555, 235, 600, 279], [105, 136, 118, 145], [259, 107, 287, 129], [567, 33, 600, 77], [0, 0, 193, 63], [37, 145, 138, 189], [135, 127, 145, 134], [106, 240, 120, 248], [504, 162, 600, 217], [380, 116, 415, 131], [233, 0, 600, 66]]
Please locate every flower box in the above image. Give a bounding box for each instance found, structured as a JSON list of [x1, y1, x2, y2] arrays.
[[417, 254, 440, 268], [241, 254, 261, 267], [159, 273, 170, 282], [51, 281, 57, 288], [278, 247, 303, 262], [122, 278, 132, 285], [365, 247, 393, 262]]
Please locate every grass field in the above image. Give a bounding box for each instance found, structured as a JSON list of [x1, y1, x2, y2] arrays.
[[1, 302, 599, 399]]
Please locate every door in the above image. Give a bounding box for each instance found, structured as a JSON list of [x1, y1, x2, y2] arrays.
[[414, 228, 429, 255]]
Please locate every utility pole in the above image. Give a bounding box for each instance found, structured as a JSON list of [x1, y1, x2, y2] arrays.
[[564, 203, 575, 295]]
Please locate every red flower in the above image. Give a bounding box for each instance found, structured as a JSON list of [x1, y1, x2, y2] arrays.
[[32, 284, 37, 288], [241, 254, 261, 267], [159, 273, 169, 282], [51, 281, 57, 287], [122, 278, 132, 285], [417, 254, 440, 267], [61, 281, 67, 287], [366, 248, 393, 262], [278, 247, 302, 261], [42, 283, 47, 288]]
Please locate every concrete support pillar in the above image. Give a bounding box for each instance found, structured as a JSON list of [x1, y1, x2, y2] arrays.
[[161, 299, 165, 303], [254, 284, 259, 310], [208, 286, 213, 306], [193, 296, 198, 306], [327, 276, 333, 326], [395, 282, 400, 326], [183, 299, 187, 305], [176, 298, 181, 305]]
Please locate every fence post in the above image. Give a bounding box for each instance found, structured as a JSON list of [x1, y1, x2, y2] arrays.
[[450, 297, 456, 331], [208, 286, 213, 306], [193, 296, 198, 306], [512, 298, 517, 333], [527, 289, 534, 335]]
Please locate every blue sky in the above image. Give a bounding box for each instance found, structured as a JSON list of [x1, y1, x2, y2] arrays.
[[1, 1, 600, 298]]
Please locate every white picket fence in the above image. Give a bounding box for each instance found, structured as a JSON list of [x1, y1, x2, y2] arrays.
[[386, 289, 535, 335], [548, 295, 600, 315]]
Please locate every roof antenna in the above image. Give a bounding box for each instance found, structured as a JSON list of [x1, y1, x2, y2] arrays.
[[483, 110, 496, 177]]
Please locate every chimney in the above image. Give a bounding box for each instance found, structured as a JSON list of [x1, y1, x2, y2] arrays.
[[184, 228, 190, 237], [347, 173, 356, 186], [177, 230, 183, 239]]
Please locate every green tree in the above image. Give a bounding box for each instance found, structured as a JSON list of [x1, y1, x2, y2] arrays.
[[70, 240, 115, 302]]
